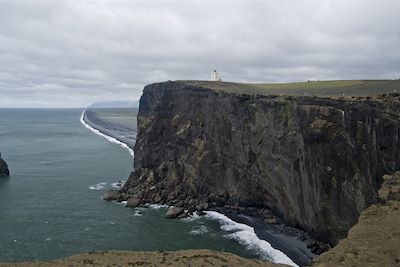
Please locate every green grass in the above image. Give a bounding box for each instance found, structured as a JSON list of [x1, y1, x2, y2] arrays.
[[183, 79, 400, 97]]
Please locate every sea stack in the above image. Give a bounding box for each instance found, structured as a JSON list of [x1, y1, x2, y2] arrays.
[[0, 152, 10, 177]]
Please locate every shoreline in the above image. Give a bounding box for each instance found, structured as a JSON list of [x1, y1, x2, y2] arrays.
[[81, 108, 314, 266], [80, 110, 135, 157]]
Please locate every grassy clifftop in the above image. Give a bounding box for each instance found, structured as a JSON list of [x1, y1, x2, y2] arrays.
[[183, 79, 400, 97], [0, 249, 287, 267]]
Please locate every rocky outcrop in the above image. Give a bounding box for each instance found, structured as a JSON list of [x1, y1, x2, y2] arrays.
[[312, 171, 400, 266], [0, 153, 9, 177], [165, 206, 184, 218], [115, 81, 400, 245]]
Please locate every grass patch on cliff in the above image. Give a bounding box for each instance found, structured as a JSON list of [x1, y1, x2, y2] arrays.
[[185, 79, 400, 97]]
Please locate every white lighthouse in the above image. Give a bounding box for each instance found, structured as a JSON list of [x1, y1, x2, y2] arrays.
[[211, 70, 221, 81]]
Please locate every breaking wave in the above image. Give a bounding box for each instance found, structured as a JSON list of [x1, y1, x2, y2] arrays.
[[80, 110, 134, 157], [205, 211, 298, 267], [89, 182, 107, 190]]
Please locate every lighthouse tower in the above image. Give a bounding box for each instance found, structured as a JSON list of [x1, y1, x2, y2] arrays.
[[211, 70, 221, 81]]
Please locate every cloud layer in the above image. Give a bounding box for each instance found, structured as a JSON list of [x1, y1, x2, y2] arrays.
[[0, 0, 399, 107]]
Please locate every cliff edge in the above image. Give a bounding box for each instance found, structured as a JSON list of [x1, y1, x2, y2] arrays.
[[312, 171, 400, 266], [111, 81, 400, 246]]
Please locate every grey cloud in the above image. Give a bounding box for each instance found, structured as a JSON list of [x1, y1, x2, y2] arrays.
[[0, 0, 399, 107]]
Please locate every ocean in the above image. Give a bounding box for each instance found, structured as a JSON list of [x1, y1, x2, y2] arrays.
[[0, 109, 296, 266]]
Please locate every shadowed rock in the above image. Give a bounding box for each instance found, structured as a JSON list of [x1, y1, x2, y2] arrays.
[[0, 153, 9, 177], [122, 81, 400, 245], [165, 206, 184, 218]]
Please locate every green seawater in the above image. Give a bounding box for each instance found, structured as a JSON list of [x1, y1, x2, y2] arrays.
[[0, 109, 259, 262]]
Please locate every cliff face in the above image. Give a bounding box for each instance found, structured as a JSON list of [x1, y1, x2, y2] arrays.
[[312, 171, 400, 267], [123, 81, 400, 244]]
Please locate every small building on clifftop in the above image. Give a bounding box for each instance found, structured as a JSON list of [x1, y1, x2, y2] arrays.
[[210, 70, 221, 81]]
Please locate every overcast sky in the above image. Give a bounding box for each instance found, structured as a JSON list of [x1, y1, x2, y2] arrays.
[[0, 0, 399, 107]]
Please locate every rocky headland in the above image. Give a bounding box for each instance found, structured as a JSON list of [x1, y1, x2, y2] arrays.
[[102, 80, 400, 265], [0, 153, 9, 177]]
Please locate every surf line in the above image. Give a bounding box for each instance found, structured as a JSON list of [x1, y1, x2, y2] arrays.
[[80, 110, 134, 158], [205, 211, 298, 267]]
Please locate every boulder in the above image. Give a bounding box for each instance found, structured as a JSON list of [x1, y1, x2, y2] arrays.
[[165, 206, 184, 219], [102, 190, 123, 201], [196, 202, 208, 211], [126, 197, 141, 208]]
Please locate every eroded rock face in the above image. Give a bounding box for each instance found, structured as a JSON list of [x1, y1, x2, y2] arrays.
[[122, 81, 400, 245], [312, 171, 400, 267]]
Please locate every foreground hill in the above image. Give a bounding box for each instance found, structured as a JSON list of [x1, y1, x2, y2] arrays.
[[0, 249, 287, 267]]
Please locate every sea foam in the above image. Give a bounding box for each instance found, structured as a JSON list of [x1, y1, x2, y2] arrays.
[[190, 225, 209, 235], [145, 203, 169, 209], [205, 211, 298, 267], [89, 182, 107, 190], [111, 181, 126, 189], [80, 110, 134, 157]]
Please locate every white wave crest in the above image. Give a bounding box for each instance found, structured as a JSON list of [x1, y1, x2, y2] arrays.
[[204, 211, 298, 267], [133, 210, 143, 216], [111, 181, 126, 189], [145, 203, 169, 209], [180, 212, 201, 222], [80, 110, 134, 157], [190, 225, 209, 235], [89, 182, 107, 190]]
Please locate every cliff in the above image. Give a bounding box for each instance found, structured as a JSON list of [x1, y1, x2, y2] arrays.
[[312, 171, 400, 266], [0, 153, 9, 177], [116, 81, 400, 245]]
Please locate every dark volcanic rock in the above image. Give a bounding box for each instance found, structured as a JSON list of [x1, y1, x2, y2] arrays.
[[0, 153, 9, 177], [165, 206, 184, 218], [312, 171, 400, 266], [102, 190, 123, 201], [126, 197, 141, 208], [123, 81, 400, 245]]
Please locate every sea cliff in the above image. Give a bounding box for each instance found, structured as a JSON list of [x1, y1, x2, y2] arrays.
[[113, 81, 400, 246]]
